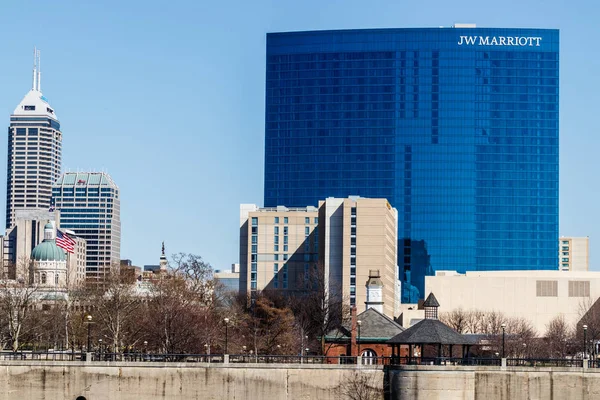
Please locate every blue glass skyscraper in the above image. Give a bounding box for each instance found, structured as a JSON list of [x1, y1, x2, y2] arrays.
[[263, 26, 559, 301]]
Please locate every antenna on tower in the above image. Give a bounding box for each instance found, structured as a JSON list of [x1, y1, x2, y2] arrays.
[[36, 49, 41, 92], [32, 47, 37, 91]]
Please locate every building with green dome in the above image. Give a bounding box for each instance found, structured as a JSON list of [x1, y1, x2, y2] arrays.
[[31, 222, 67, 287]]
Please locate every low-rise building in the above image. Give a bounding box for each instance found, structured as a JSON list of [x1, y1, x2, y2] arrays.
[[426, 270, 600, 334]]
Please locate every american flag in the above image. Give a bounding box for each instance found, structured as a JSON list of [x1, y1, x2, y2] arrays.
[[56, 229, 76, 254]]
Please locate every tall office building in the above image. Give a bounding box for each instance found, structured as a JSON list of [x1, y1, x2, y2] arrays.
[[52, 172, 121, 278], [264, 26, 559, 301], [6, 49, 62, 228], [559, 237, 589, 272]]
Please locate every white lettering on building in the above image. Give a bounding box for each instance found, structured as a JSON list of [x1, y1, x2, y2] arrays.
[[458, 36, 542, 46]]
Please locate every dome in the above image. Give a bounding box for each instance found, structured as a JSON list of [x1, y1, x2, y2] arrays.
[[31, 240, 66, 262], [44, 222, 53, 230]]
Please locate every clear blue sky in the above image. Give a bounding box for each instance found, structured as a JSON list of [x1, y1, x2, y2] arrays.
[[0, 0, 597, 270]]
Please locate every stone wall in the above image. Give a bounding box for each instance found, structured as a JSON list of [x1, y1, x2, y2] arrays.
[[0, 361, 384, 400], [388, 365, 600, 400]]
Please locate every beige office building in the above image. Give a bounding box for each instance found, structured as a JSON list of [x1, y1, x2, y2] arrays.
[[426, 270, 600, 334], [318, 197, 399, 318], [239, 205, 319, 296], [559, 237, 589, 272]]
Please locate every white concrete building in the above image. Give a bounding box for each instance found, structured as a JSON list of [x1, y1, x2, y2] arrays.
[[426, 270, 600, 334], [559, 237, 589, 271]]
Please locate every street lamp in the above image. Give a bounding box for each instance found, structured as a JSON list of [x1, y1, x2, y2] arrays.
[[357, 320, 362, 358], [224, 318, 230, 354], [501, 323, 506, 358], [583, 325, 588, 359], [98, 338, 102, 355], [85, 315, 93, 352]]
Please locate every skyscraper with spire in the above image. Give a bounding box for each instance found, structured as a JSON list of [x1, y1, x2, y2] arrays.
[[6, 48, 62, 229]]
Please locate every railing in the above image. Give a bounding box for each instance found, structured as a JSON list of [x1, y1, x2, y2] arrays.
[[507, 358, 584, 368], [389, 357, 501, 366], [0, 351, 596, 369], [91, 353, 225, 363]]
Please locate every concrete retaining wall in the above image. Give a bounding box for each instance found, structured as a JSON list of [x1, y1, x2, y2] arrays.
[[0, 361, 384, 400], [388, 365, 600, 400]]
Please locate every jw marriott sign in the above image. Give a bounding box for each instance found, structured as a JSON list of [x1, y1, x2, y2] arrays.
[[458, 36, 543, 46]]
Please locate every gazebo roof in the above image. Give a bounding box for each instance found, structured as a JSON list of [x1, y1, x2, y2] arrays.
[[387, 318, 474, 345], [423, 292, 440, 307], [325, 308, 404, 341]]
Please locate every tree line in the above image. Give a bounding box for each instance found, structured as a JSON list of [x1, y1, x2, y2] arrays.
[[0, 254, 348, 355], [439, 304, 599, 359]]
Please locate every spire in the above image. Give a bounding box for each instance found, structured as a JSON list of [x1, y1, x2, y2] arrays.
[[36, 49, 41, 92], [32, 47, 37, 91]]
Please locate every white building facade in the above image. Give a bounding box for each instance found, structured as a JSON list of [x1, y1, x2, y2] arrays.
[[426, 270, 600, 334]]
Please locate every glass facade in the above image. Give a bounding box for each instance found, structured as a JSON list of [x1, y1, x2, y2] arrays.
[[264, 28, 559, 301], [52, 172, 121, 278]]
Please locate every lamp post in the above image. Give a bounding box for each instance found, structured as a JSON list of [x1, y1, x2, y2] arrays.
[[85, 315, 93, 352], [583, 325, 588, 359], [98, 338, 102, 355], [357, 320, 362, 358], [501, 323, 506, 358], [224, 318, 230, 354]]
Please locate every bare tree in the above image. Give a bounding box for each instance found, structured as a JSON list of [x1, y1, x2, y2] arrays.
[[544, 315, 573, 358], [239, 292, 298, 355], [0, 278, 38, 351], [290, 263, 349, 355], [86, 269, 142, 353], [339, 371, 384, 400], [464, 310, 485, 334], [169, 253, 216, 305], [440, 309, 468, 333]]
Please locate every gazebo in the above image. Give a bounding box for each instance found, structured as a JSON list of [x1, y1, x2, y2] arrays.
[[387, 293, 474, 363]]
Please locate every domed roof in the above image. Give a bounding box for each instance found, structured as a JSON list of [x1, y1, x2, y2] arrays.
[[44, 222, 53, 230], [31, 239, 66, 262]]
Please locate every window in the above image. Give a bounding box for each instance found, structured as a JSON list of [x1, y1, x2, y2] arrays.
[[351, 207, 357, 216], [284, 245, 288, 252], [569, 281, 590, 297], [274, 254, 279, 261], [251, 245, 257, 253], [251, 217, 258, 226], [305, 226, 310, 235], [284, 217, 288, 224], [274, 217, 279, 224], [274, 245, 279, 252], [252, 235, 258, 244], [536, 280, 558, 297], [274, 226, 279, 235], [41, 273, 46, 284], [305, 217, 310, 224], [314, 217, 318, 224], [283, 227, 288, 235], [361, 349, 377, 365], [283, 254, 288, 261], [24, 105, 35, 111], [284, 236, 288, 244], [274, 236, 279, 244], [55, 274, 59, 285]]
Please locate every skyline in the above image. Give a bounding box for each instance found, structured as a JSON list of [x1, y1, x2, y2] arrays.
[[1, 0, 598, 270]]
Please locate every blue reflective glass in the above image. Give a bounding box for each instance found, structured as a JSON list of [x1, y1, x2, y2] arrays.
[[263, 28, 559, 302]]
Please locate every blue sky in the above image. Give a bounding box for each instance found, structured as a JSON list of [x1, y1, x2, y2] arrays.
[[0, 0, 598, 270]]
